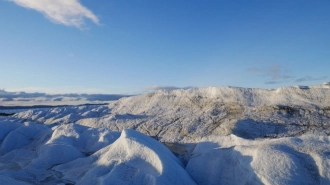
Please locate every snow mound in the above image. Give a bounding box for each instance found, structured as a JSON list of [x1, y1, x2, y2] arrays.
[[0, 119, 195, 184], [186, 134, 330, 185], [0, 121, 49, 155], [55, 129, 196, 185]]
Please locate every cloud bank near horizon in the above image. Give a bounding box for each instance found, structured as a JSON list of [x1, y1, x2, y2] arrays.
[[9, 0, 99, 28], [0, 89, 130, 102]]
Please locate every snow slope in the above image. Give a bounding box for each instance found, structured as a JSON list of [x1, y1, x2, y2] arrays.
[[54, 129, 196, 185], [1, 84, 330, 184], [186, 134, 330, 185], [80, 84, 329, 142]]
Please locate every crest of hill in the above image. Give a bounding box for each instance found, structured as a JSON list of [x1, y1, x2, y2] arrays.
[[112, 84, 330, 114]]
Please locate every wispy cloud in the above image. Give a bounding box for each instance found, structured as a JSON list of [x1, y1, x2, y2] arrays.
[[264, 81, 283, 85], [0, 89, 130, 102], [67, 53, 75, 57], [248, 64, 294, 84], [145, 86, 193, 91], [9, 0, 99, 29], [6, 86, 106, 94], [247, 67, 261, 73], [248, 64, 328, 85], [295, 76, 328, 82]]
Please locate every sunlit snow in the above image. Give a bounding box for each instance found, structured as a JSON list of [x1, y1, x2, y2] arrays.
[[1, 84, 330, 184]]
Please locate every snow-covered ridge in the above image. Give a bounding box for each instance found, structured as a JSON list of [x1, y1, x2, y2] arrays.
[[102, 85, 330, 141], [13, 105, 110, 124], [115, 84, 330, 112], [11, 84, 330, 143]]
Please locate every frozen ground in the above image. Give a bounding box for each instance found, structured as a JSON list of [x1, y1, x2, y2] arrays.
[[1, 83, 330, 184]]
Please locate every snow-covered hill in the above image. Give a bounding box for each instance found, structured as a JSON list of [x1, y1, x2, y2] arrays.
[[14, 84, 330, 142], [100, 84, 330, 142], [1, 84, 330, 184]]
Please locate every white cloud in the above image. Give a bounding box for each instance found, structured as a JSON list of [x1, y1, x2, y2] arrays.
[[10, 0, 99, 29]]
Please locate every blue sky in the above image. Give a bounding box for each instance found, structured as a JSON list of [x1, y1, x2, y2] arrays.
[[0, 0, 329, 94]]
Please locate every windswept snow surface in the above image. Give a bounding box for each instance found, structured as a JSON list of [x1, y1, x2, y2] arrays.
[[1, 84, 330, 184]]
